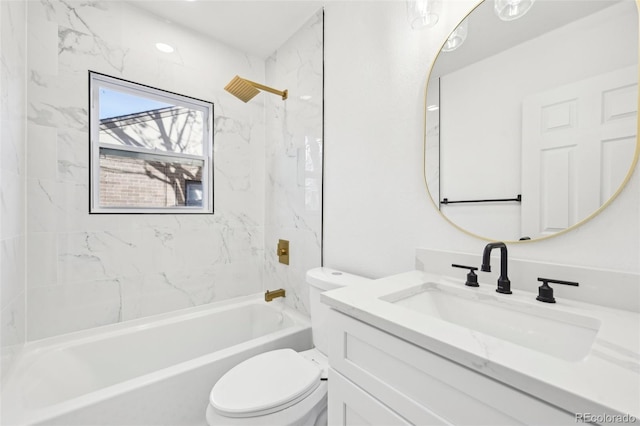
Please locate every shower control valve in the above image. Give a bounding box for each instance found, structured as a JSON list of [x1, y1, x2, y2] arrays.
[[277, 239, 289, 265]]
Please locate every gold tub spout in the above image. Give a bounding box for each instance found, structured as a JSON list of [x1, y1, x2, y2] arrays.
[[265, 288, 286, 302]]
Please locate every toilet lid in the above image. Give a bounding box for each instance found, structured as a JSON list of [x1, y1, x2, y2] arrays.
[[210, 348, 321, 418]]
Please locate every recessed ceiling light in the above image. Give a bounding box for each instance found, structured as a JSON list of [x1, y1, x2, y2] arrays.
[[155, 42, 174, 53]]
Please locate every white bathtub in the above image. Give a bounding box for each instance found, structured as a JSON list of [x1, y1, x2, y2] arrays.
[[1, 294, 312, 426]]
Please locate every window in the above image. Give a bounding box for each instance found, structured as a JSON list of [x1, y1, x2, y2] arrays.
[[89, 72, 214, 213]]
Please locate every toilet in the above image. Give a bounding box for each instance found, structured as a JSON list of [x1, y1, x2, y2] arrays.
[[205, 267, 370, 426]]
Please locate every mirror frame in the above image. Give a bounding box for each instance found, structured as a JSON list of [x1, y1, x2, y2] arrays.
[[422, 0, 640, 243]]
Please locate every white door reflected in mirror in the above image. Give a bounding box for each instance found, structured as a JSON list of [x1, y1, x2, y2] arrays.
[[521, 66, 638, 238]]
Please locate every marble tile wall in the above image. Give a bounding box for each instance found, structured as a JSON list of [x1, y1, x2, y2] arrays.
[[1, 0, 27, 374], [264, 10, 324, 315], [26, 0, 267, 340]]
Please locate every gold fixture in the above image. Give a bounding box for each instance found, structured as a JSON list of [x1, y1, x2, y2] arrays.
[[265, 288, 286, 302], [224, 75, 288, 103], [277, 239, 289, 265]]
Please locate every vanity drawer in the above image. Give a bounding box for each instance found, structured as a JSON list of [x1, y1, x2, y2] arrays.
[[328, 309, 576, 425]]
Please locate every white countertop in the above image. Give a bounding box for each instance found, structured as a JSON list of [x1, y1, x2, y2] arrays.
[[321, 270, 640, 420]]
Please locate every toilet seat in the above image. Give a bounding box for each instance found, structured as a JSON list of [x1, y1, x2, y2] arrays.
[[210, 348, 322, 418], [206, 381, 327, 426]]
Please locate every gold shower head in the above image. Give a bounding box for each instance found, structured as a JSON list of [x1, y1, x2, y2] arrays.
[[224, 75, 288, 103]]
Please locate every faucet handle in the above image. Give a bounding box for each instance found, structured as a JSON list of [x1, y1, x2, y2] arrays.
[[451, 264, 479, 287], [536, 278, 579, 303]]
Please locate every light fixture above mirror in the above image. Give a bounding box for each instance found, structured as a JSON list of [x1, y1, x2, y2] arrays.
[[442, 18, 469, 52], [495, 0, 536, 21], [407, 0, 441, 29], [441, 0, 535, 53]]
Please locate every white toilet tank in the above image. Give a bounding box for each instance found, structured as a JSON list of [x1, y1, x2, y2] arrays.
[[306, 267, 370, 355]]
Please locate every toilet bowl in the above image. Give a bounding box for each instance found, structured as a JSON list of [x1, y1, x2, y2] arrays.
[[206, 267, 370, 426]]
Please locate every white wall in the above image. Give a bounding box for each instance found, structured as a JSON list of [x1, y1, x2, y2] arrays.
[[323, 0, 640, 279], [0, 0, 27, 376], [25, 1, 267, 340]]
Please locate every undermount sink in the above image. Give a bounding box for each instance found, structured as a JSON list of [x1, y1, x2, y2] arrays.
[[380, 282, 601, 362]]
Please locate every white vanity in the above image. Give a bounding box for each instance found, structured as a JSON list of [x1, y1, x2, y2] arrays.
[[321, 266, 640, 425]]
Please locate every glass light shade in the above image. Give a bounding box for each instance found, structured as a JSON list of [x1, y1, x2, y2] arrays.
[[442, 19, 468, 52], [407, 0, 441, 29], [494, 0, 535, 21]]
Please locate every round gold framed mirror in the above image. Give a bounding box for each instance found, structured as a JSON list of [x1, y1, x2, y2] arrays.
[[424, 0, 639, 242]]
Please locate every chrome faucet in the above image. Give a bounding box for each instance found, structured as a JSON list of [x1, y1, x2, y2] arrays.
[[480, 242, 512, 294]]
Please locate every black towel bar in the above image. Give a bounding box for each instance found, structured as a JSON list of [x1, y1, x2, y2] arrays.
[[441, 194, 522, 205]]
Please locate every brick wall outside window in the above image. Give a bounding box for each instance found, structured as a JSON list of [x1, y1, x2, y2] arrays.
[[99, 154, 202, 208]]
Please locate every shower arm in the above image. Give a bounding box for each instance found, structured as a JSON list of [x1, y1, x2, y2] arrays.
[[244, 78, 288, 100]]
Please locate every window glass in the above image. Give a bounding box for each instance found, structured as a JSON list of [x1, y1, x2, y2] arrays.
[[98, 87, 205, 156], [185, 181, 204, 207], [99, 87, 172, 119], [90, 72, 213, 214]]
